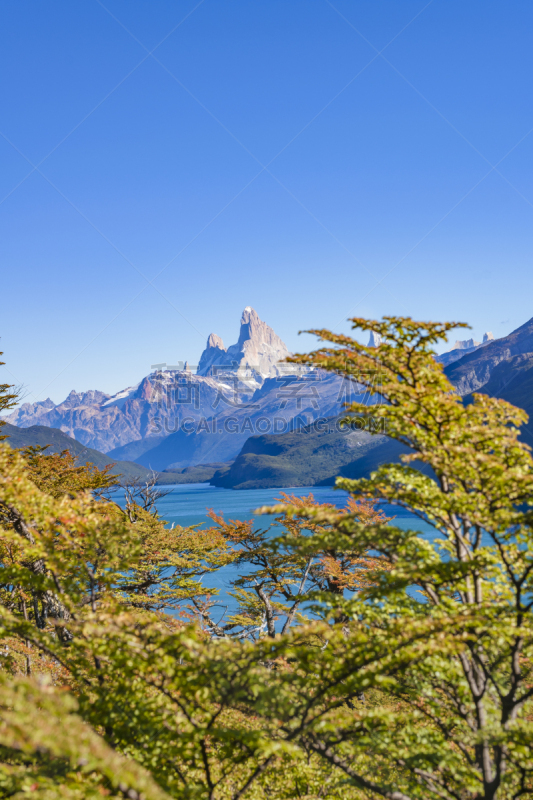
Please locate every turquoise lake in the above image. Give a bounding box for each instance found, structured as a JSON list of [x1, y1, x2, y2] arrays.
[[112, 483, 437, 614]]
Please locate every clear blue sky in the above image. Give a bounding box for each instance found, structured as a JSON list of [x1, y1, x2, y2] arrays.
[[1, 0, 533, 404]]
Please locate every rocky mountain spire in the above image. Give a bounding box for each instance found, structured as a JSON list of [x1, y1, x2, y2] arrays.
[[236, 307, 285, 351], [446, 332, 495, 353], [197, 333, 227, 376], [196, 307, 290, 385], [368, 331, 382, 347], [5, 307, 293, 452], [207, 333, 225, 350]]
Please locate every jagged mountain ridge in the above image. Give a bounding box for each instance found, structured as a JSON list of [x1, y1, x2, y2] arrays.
[[209, 319, 533, 490], [444, 315, 533, 396], [123, 371, 366, 470], [8, 311, 531, 480], [197, 306, 291, 389], [4, 308, 352, 459], [5, 372, 223, 453], [435, 332, 495, 368]]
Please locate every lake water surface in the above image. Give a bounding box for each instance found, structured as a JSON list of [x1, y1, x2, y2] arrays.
[[112, 483, 436, 614]]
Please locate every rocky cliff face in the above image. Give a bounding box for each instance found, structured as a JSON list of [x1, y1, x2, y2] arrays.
[[11, 397, 57, 427], [6, 370, 226, 453], [197, 333, 227, 377], [368, 331, 382, 347], [451, 337, 481, 350], [11, 392, 110, 427], [196, 307, 291, 388]]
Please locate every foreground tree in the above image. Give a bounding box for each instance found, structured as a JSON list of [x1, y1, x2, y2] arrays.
[[0, 442, 357, 798], [0, 349, 17, 439], [2, 316, 533, 799], [194, 495, 392, 639], [264, 316, 533, 799]]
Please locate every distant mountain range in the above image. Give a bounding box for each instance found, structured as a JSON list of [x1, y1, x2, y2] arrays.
[[207, 316, 533, 488], [4, 307, 370, 469], [445, 316, 533, 396], [435, 331, 494, 367], [4, 312, 533, 490], [447, 316, 533, 444]]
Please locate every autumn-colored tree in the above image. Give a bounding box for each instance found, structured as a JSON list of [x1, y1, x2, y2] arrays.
[[115, 502, 235, 616], [21, 444, 118, 498], [1, 445, 236, 623], [0, 442, 357, 798], [261, 315, 533, 800], [2, 315, 533, 800], [195, 494, 391, 639], [0, 349, 17, 440]]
